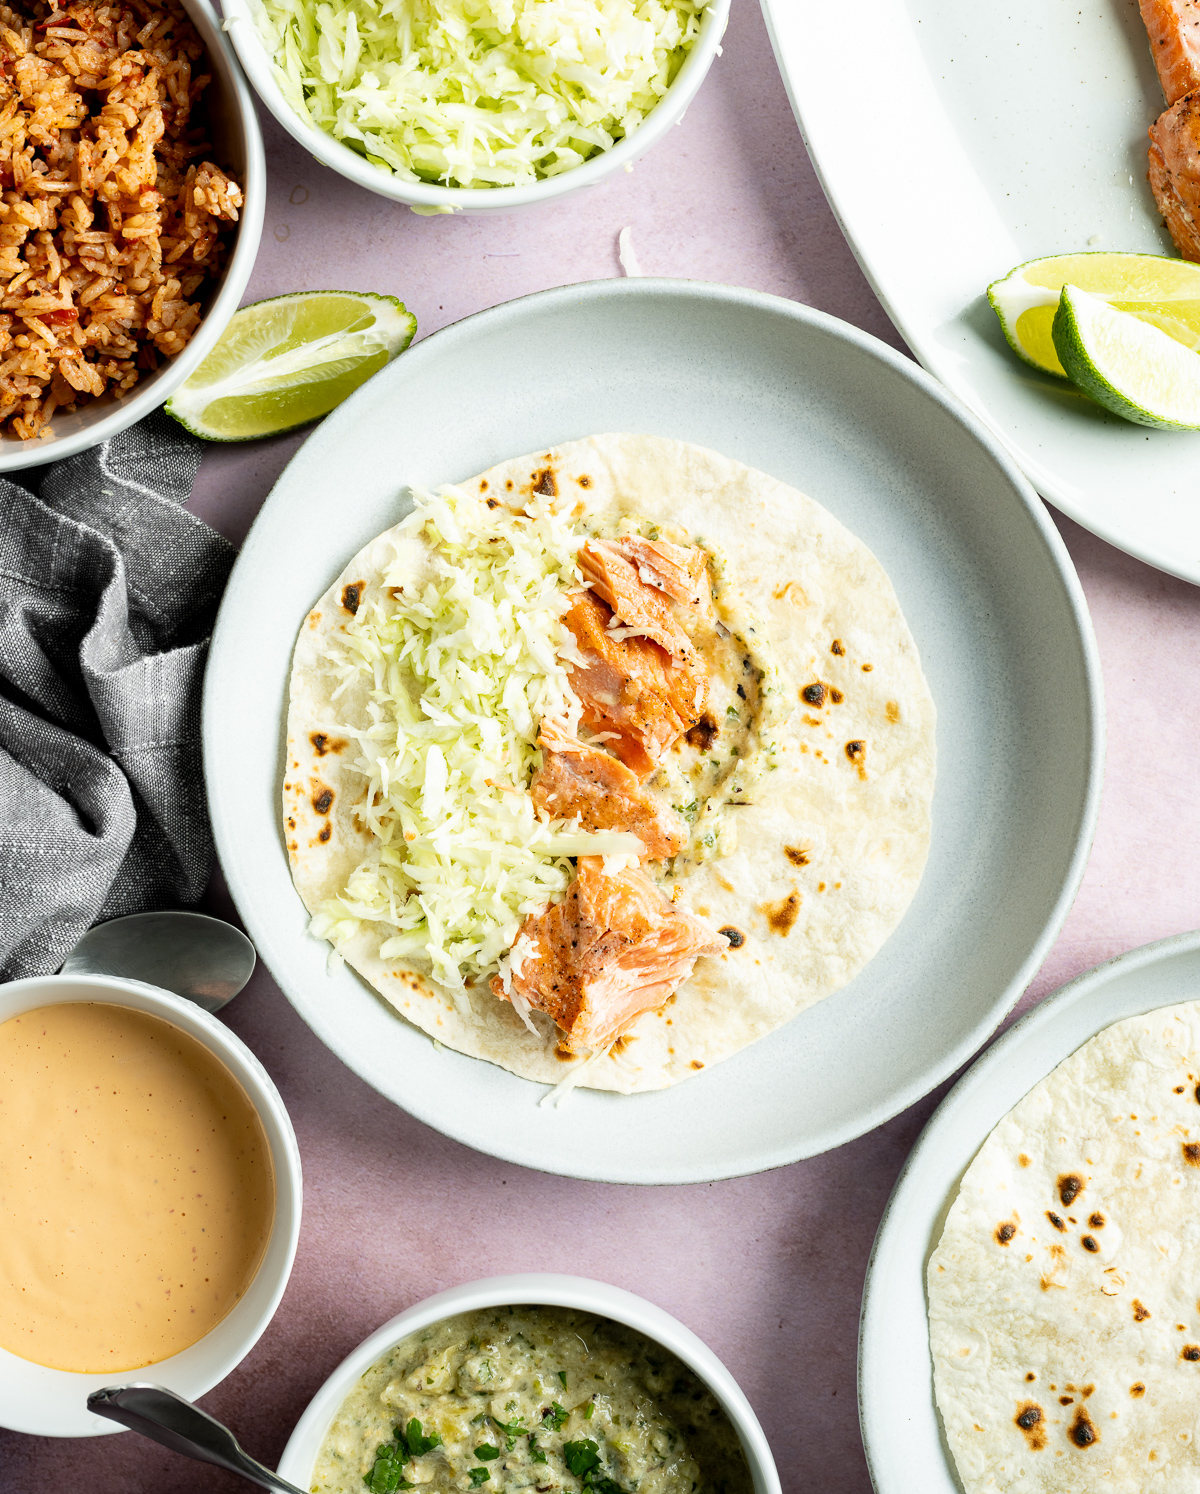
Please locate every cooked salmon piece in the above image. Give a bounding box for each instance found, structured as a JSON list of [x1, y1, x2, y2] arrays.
[[562, 590, 707, 778], [607, 537, 716, 620], [1149, 93, 1200, 260], [1141, 0, 1200, 105], [493, 856, 728, 1052], [578, 539, 697, 663], [531, 721, 688, 859]]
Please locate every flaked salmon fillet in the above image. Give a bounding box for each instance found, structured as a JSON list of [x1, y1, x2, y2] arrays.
[[531, 720, 688, 860], [563, 589, 707, 779], [1141, 0, 1200, 105], [1149, 92, 1200, 261], [608, 536, 716, 619], [492, 856, 728, 1053], [578, 539, 700, 663]]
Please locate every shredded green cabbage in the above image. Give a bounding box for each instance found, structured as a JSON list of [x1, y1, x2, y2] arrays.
[[250, 0, 705, 188], [309, 486, 642, 992]]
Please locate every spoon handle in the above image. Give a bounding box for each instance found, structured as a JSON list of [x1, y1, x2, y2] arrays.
[[87, 1384, 306, 1494]]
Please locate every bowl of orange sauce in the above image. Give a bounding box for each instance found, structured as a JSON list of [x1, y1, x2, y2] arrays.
[[0, 972, 302, 1437]]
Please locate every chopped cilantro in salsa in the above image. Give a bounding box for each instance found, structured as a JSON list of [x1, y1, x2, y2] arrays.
[[543, 1402, 569, 1431], [474, 1444, 501, 1461], [363, 1441, 413, 1493], [468, 1469, 490, 1487]]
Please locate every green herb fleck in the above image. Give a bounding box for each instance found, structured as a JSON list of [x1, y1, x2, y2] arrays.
[[726, 705, 739, 717], [492, 1417, 528, 1449], [528, 1436, 548, 1465], [543, 1402, 569, 1432], [402, 1420, 443, 1458], [558, 1371, 568, 1388], [584, 1403, 594, 1421], [468, 1470, 490, 1487], [363, 1442, 413, 1494], [471, 1413, 488, 1426], [563, 1441, 601, 1479], [474, 1445, 501, 1461]]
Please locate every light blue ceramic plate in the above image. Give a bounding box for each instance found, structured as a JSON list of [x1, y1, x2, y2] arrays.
[[203, 279, 1103, 1184], [859, 931, 1200, 1492]]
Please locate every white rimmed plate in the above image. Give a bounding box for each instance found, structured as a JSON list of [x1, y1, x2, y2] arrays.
[[858, 930, 1200, 1492], [203, 278, 1103, 1184], [762, 0, 1200, 584]]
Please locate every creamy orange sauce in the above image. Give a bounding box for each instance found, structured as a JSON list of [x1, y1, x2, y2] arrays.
[[0, 1002, 275, 1372]]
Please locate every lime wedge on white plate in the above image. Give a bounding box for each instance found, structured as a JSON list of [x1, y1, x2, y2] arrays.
[[988, 252, 1200, 377], [167, 291, 416, 440], [1052, 283, 1200, 429]]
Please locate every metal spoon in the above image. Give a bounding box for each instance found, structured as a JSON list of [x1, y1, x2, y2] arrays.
[[87, 1384, 305, 1494], [60, 910, 256, 1012]]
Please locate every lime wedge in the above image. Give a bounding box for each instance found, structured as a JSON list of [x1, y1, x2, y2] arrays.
[[1051, 283, 1200, 428], [987, 252, 1200, 377], [167, 291, 416, 440]]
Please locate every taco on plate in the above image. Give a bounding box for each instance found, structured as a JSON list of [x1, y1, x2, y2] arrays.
[[282, 434, 935, 1093]]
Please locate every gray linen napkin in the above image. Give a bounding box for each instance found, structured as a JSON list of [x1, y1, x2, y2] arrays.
[[0, 411, 235, 980]]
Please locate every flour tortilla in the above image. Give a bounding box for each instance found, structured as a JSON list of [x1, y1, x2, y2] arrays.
[[929, 1001, 1200, 1491], [283, 434, 935, 1093]]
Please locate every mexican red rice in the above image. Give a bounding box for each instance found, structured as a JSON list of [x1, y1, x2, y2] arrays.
[[0, 0, 242, 440]]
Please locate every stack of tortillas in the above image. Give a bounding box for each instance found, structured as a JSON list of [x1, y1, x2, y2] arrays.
[[929, 1000, 1200, 1489]]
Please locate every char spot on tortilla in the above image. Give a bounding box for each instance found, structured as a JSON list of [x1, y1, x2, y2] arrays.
[[1195, 1082, 1200, 1102], [685, 715, 719, 751], [611, 1034, 637, 1055], [318, 825, 331, 843], [1069, 1406, 1098, 1448], [340, 581, 365, 615], [1025, 1372, 1036, 1382], [829, 687, 844, 704], [1134, 1299, 1152, 1321], [1184, 1345, 1200, 1361], [577, 474, 592, 488], [1081, 1235, 1099, 1252], [1175, 1085, 1186, 1093], [312, 787, 334, 815], [532, 468, 557, 497], [783, 846, 810, 867], [1058, 1173, 1084, 1206], [845, 740, 867, 776], [1089, 1212, 1105, 1228], [479, 480, 488, 491], [1131, 1383, 1145, 1397], [718, 926, 745, 948], [1184, 1142, 1200, 1166], [762, 890, 801, 936], [1014, 1403, 1045, 1450], [831, 639, 845, 655], [1060, 1396, 1074, 1405], [995, 1221, 1017, 1245], [690, 1060, 704, 1070], [862, 662, 874, 672], [886, 699, 901, 723], [1018, 1153, 1031, 1167], [309, 732, 348, 758], [486, 497, 500, 509], [802, 682, 828, 707]]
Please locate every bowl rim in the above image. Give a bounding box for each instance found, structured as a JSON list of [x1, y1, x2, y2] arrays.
[[221, 0, 730, 212], [0, 0, 266, 473], [0, 971, 302, 1438], [276, 1273, 780, 1494]]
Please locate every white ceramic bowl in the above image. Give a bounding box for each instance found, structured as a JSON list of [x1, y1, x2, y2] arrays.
[[0, 973, 302, 1438], [223, 0, 729, 214], [0, 0, 265, 474], [278, 1274, 780, 1494]]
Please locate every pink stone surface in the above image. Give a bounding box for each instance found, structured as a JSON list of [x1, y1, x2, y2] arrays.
[[5, 2, 1200, 1491]]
